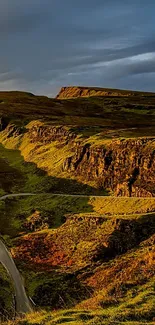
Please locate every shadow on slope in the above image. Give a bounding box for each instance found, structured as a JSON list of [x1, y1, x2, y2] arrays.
[[0, 143, 106, 195], [0, 143, 104, 237], [29, 270, 93, 310]]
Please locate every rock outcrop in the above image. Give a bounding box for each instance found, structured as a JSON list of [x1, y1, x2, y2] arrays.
[[30, 124, 76, 144], [63, 138, 155, 197], [26, 123, 155, 197], [56, 86, 154, 99]]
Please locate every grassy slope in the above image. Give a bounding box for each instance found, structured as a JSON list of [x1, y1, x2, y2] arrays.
[[0, 90, 155, 190], [0, 142, 103, 197], [1, 194, 155, 237], [1, 194, 155, 324], [5, 211, 155, 324], [0, 265, 14, 319], [0, 89, 155, 324], [6, 200, 155, 324], [0, 122, 155, 199], [0, 90, 155, 196], [4, 310, 155, 325], [0, 90, 155, 129]]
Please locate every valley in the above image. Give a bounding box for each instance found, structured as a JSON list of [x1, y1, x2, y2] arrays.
[[0, 87, 155, 324]]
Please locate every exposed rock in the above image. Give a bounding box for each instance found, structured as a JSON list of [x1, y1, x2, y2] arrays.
[[63, 138, 155, 197], [0, 117, 9, 131], [5, 124, 24, 138], [56, 86, 154, 99], [2, 121, 155, 197], [29, 125, 76, 144], [24, 210, 49, 232]]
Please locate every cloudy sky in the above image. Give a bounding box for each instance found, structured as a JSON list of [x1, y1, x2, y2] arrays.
[[1, 0, 155, 96]]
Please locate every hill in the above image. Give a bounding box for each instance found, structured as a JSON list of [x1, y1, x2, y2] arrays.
[[0, 87, 155, 324], [56, 86, 155, 99]]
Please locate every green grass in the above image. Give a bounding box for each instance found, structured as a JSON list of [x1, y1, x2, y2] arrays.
[[0, 142, 102, 197], [3, 307, 155, 325], [0, 264, 14, 319], [0, 89, 155, 130], [1, 194, 155, 238], [89, 197, 155, 216], [0, 194, 93, 236], [0, 89, 155, 324], [0, 143, 52, 194]]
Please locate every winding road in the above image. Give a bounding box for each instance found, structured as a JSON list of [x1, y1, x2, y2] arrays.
[[1, 192, 155, 200], [0, 193, 35, 314], [0, 240, 32, 314]]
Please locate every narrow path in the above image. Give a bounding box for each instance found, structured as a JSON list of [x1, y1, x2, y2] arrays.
[[43, 193, 155, 199], [0, 193, 36, 200], [1, 193, 155, 200]]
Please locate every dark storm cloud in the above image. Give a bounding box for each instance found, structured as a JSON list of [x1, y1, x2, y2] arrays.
[[1, 0, 155, 95]]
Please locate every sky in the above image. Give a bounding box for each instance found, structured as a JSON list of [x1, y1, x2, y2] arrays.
[[1, 0, 155, 96]]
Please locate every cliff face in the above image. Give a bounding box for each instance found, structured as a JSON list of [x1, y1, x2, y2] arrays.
[[30, 124, 76, 144], [1, 122, 155, 197], [56, 86, 154, 99], [62, 138, 155, 197]]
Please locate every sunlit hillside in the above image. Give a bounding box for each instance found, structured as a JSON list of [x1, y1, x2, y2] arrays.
[[0, 87, 155, 325]]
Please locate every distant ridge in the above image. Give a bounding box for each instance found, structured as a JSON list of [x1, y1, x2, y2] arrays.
[[56, 86, 155, 99]]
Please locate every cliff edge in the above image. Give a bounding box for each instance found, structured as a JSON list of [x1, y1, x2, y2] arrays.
[[56, 86, 155, 99]]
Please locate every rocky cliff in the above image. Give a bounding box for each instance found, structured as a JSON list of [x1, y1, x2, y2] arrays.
[[23, 123, 155, 197], [63, 137, 155, 197], [1, 122, 155, 197], [56, 86, 155, 99]]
